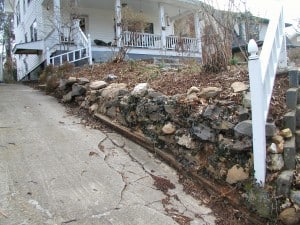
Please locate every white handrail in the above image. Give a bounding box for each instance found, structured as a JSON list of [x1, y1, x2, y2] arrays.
[[247, 4, 287, 186], [48, 47, 89, 66]]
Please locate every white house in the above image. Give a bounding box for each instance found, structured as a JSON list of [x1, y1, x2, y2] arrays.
[[5, 0, 204, 80]]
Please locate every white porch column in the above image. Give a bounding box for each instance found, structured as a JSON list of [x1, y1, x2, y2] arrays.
[[53, 0, 61, 32], [115, 0, 122, 47], [159, 3, 166, 49], [194, 12, 202, 55]]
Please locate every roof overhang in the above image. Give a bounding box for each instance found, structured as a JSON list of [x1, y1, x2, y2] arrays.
[[13, 41, 44, 55]]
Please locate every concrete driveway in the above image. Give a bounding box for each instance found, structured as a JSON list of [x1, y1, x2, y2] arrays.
[[0, 84, 215, 225]]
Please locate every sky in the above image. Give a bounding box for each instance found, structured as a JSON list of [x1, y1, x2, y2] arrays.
[[208, 0, 299, 24]]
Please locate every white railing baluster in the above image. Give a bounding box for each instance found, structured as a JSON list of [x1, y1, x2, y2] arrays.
[[248, 4, 287, 185]]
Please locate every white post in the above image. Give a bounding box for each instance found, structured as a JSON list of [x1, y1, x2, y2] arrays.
[[73, 19, 80, 46], [0, 53, 3, 82], [115, 0, 122, 47], [248, 39, 266, 186], [46, 47, 50, 65], [159, 3, 166, 49], [53, 0, 61, 42], [194, 12, 202, 55], [278, 7, 287, 69], [88, 34, 93, 65]]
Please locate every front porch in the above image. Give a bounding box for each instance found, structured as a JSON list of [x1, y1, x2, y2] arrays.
[[51, 0, 203, 63]]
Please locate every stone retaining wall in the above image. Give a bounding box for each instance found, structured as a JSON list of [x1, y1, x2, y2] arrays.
[[45, 69, 300, 224]]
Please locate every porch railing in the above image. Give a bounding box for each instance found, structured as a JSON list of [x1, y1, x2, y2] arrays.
[[247, 4, 286, 185], [166, 36, 198, 52], [122, 31, 199, 53], [123, 31, 161, 49]]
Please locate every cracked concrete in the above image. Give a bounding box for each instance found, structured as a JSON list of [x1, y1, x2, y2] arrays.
[[0, 84, 215, 224]]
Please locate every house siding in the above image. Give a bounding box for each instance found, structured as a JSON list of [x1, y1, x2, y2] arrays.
[[14, 0, 45, 80]]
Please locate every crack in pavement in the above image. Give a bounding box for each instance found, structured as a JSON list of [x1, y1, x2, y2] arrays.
[[103, 134, 204, 225]]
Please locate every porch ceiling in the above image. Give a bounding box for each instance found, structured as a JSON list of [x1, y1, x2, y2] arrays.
[[78, 0, 202, 11], [13, 41, 44, 55]]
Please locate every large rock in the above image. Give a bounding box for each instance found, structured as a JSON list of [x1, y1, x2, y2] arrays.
[[71, 83, 86, 97], [277, 170, 294, 197], [234, 120, 276, 137], [199, 87, 221, 98], [231, 81, 249, 93], [77, 77, 90, 85], [246, 188, 272, 218], [90, 80, 107, 90], [131, 83, 149, 97], [101, 83, 128, 99], [226, 164, 249, 184], [279, 207, 300, 225]]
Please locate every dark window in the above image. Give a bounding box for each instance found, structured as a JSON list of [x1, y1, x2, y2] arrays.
[[30, 20, 37, 41], [144, 23, 154, 34], [23, 0, 26, 14], [16, 1, 20, 26], [25, 33, 28, 42]]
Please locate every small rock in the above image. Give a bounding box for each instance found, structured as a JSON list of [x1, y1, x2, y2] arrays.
[[281, 128, 293, 138], [234, 120, 252, 137], [242, 91, 251, 108], [192, 124, 215, 142], [231, 81, 249, 93], [105, 74, 118, 81], [162, 123, 176, 135], [62, 91, 72, 103], [268, 143, 282, 154], [279, 207, 300, 225], [272, 135, 284, 144], [131, 83, 149, 97], [226, 164, 249, 184], [267, 154, 284, 171], [90, 80, 107, 90], [187, 86, 200, 95], [291, 190, 300, 206], [199, 87, 221, 98], [89, 103, 98, 114], [176, 134, 196, 149]]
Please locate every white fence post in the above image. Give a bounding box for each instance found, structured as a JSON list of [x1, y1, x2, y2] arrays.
[[248, 39, 266, 186], [88, 34, 93, 65]]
